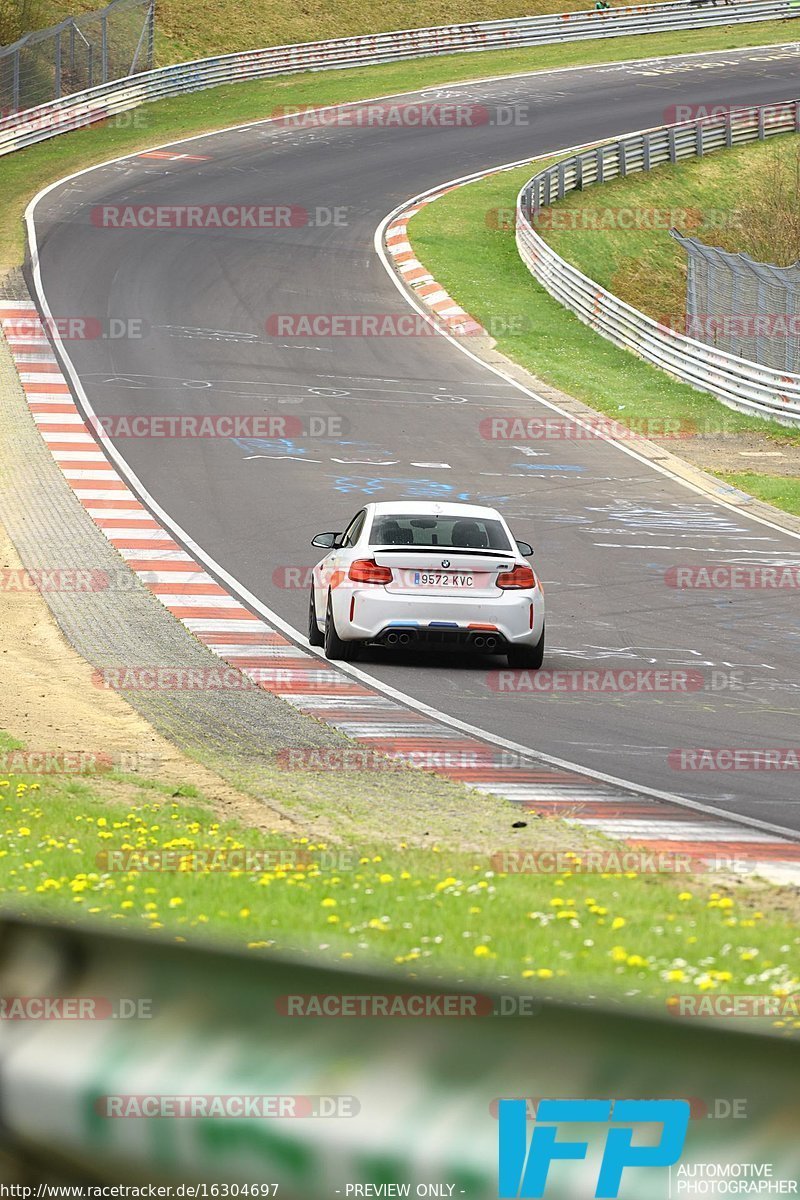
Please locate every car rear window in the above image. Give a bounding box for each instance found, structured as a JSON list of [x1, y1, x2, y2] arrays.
[[370, 514, 512, 551]]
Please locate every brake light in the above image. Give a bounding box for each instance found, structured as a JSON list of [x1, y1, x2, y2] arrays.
[[348, 559, 393, 584], [497, 565, 536, 590]]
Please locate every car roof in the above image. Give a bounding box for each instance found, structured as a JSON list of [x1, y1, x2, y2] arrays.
[[367, 500, 503, 519]]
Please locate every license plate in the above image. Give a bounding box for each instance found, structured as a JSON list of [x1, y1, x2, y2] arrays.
[[412, 572, 474, 588]]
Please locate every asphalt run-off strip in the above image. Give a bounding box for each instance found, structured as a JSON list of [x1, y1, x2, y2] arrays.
[[4, 286, 800, 884]]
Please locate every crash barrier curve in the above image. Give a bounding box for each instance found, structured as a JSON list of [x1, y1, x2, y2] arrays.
[[515, 97, 800, 426]]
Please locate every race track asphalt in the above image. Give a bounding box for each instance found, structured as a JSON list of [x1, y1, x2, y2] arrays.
[[29, 41, 800, 828]]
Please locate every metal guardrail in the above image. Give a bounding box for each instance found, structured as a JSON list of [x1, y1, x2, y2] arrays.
[[1, 913, 800, 1189], [0, 0, 797, 157], [516, 99, 800, 426]]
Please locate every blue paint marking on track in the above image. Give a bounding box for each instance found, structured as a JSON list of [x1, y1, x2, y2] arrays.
[[455, 492, 511, 505], [232, 437, 310, 455], [331, 475, 454, 497]]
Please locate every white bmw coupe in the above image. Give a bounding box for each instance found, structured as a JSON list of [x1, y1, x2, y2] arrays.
[[308, 501, 545, 667]]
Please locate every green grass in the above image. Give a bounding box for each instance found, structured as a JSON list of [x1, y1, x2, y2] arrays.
[[713, 470, 800, 513], [2, 762, 799, 1019], [2, 22, 799, 269]]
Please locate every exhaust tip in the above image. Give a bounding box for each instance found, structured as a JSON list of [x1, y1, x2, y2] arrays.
[[398, 632, 412, 645], [485, 636, 497, 651], [473, 635, 485, 648], [386, 632, 399, 645]]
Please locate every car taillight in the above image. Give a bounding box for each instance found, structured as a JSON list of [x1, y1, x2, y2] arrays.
[[348, 558, 393, 584], [497, 565, 536, 590]]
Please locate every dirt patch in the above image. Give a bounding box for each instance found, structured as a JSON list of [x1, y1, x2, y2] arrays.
[[0, 514, 293, 832], [666, 430, 800, 478]]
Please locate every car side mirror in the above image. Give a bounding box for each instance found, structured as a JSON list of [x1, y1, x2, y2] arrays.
[[516, 540, 534, 557], [312, 532, 341, 549]]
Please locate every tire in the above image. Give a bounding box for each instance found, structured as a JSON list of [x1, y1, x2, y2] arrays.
[[324, 593, 360, 661], [308, 589, 324, 647], [507, 624, 544, 670]]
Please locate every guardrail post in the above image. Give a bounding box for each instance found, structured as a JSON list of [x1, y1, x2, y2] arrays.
[[668, 126, 677, 163], [575, 155, 584, 190], [12, 49, 20, 113], [796, 100, 800, 132], [147, 0, 156, 70], [725, 112, 733, 148], [557, 161, 566, 200], [101, 11, 109, 83], [596, 144, 604, 184], [54, 29, 62, 100], [758, 106, 765, 140], [642, 133, 651, 172], [619, 140, 627, 178], [696, 121, 704, 157]]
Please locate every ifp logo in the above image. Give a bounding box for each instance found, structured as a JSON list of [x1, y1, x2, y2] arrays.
[[498, 1098, 689, 1198]]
